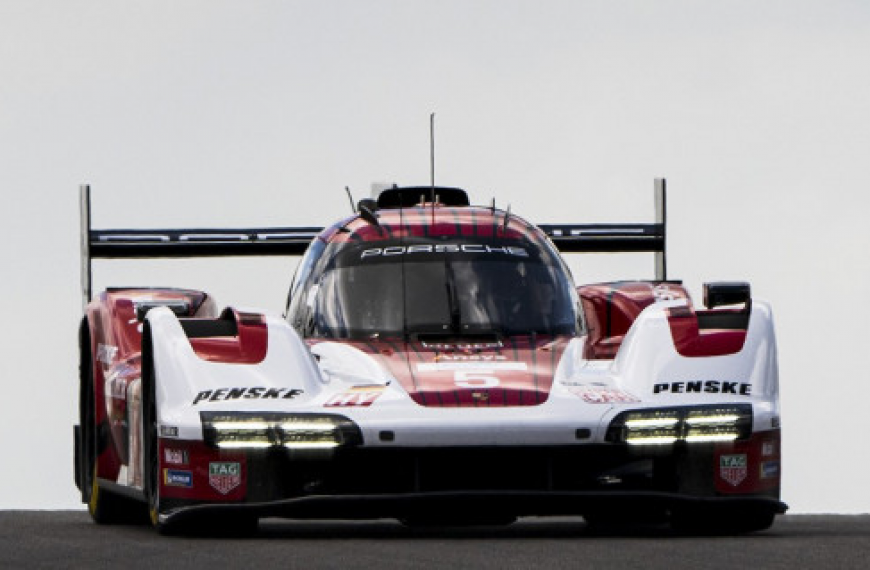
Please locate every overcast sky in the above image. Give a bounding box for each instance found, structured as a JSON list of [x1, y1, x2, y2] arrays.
[[1, 1, 869, 513]]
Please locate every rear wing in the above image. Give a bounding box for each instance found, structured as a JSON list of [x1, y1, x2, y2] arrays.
[[537, 178, 667, 279], [80, 179, 666, 309], [79, 186, 320, 310]]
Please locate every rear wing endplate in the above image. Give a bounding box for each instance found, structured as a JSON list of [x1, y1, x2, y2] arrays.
[[80, 178, 667, 309]]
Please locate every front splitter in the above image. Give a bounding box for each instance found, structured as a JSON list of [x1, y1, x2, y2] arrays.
[[160, 489, 788, 525]]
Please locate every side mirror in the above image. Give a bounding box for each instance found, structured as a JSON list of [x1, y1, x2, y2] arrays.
[[703, 282, 751, 310]]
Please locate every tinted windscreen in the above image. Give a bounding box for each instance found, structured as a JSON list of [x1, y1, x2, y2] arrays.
[[306, 239, 578, 339]]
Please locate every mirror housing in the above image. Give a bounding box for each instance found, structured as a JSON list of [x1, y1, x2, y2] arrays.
[[703, 282, 751, 310]]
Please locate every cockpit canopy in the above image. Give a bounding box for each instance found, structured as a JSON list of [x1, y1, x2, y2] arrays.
[[287, 229, 581, 340]]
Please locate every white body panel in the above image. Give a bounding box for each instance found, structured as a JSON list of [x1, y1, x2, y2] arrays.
[[145, 299, 779, 447]]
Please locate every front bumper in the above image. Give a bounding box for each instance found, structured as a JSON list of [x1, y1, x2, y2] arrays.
[[156, 430, 784, 523]]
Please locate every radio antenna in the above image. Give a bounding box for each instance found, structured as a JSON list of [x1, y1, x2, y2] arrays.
[[429, 112, 436, 201], [429, 112, 436, 224], [345, 186, 357, 213]]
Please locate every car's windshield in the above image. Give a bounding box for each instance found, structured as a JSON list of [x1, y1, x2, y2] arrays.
[[302, 238, 579, 339]]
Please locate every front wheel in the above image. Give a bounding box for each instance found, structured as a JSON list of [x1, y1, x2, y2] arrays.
[[80, 334, 143, 524], [141, 343, 174, 534]]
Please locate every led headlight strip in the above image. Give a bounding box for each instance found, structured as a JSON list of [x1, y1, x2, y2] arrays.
[[200, 412, 363, 450], [606, 404, 752, 445]]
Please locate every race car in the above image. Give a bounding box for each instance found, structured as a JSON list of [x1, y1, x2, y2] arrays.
[[74, 180, 786, 534]]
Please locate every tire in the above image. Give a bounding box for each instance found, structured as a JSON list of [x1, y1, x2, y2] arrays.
[[80, 327, 142, 524], [141, 339, 172, 534]]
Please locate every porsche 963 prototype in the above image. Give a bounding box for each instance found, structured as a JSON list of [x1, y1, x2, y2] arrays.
[[74, 181, 785, 534]]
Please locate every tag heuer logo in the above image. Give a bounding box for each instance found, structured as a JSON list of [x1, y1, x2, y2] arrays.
[[208, 462, 241, 495], [720, 454, 748, 487]]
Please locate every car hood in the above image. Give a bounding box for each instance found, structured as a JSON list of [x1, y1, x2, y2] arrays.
[[311, 336, 572, 407]]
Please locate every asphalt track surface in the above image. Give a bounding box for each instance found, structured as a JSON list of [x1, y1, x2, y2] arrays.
[[2, 512, 869, 569]]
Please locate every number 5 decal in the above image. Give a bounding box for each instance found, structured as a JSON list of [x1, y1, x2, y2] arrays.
[[454, 370, 500, 388]]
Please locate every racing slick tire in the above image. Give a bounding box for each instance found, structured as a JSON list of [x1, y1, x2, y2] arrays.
[[80, 324, 145, 524], [141, 333, 176, 535]]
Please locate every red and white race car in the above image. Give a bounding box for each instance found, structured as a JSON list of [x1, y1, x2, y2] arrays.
[[74, 181, 785, 534]]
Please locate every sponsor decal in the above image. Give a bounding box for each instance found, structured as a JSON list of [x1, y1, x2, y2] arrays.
[[163, 469, 192, 488], [163, 448, 188, 465], [570, 387, 641, 404], [108, 377, 126, 400], [760, 461, 780, 479], [653, 381, 751, 396], [360, 244, 529, 259], [209, 462, 241, 495], [435, 354, 508, 362], [325, 385, 386, 407], [720, 454, 748, 487], [192, 387, 304, 405], [422, 341, 503, 350], [762, 441, 776, 456], [159, 425, 179, 437], [96, 344, 118, 365]]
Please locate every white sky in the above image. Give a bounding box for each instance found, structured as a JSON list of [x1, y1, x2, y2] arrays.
[[1, 0, 869, 513]]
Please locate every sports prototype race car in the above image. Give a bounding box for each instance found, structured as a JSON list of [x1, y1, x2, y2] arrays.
[[74, 181, 785, 534]]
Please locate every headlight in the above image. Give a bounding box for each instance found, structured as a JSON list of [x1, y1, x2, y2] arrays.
[[606, 405, 752, 445], [201, 412, 362, 450], [622, 410, 681, 445]]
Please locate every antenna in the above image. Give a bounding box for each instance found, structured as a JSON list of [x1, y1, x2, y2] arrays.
[[345, 186, 357, 213], [429, 113, 436, 201], [430, 112, 436, 224]]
